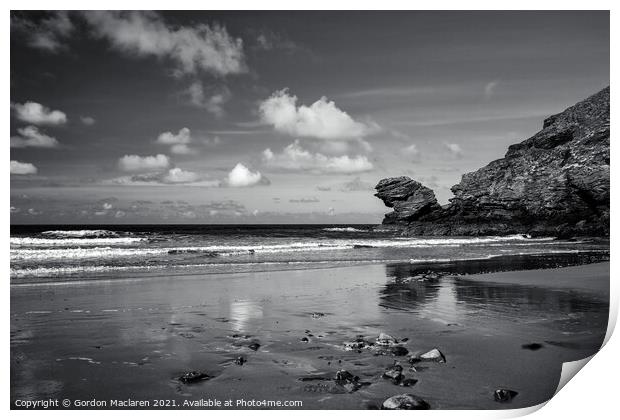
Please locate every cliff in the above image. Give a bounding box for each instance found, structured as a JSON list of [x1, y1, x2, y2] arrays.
[[375, 87, 610, 237]]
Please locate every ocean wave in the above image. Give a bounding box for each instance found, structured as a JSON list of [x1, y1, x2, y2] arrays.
[[10, 249, 606, 280], [10, 237, 145, 247], [10, 235, 559, 262], [40, 229, 122, 238], [323, 227, 367, 232]]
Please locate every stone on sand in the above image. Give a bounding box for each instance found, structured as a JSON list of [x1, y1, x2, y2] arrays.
[[381, 394, 430, 410], [494, 389, 518, 402], [410, 348, 446, 363], [178, 371, 210, 384]]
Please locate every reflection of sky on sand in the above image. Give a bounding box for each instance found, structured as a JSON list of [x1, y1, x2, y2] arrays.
[[418, 282, 461, 326], [229, 300, 264, 332]]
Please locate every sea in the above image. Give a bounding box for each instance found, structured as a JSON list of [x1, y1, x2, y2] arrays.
[[10, 224, 610, 285]]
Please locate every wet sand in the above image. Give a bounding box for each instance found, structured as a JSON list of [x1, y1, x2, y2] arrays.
[[11, 262, 609, 409]]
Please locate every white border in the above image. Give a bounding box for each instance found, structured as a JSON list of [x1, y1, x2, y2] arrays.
[[3, 2, 616, 420]]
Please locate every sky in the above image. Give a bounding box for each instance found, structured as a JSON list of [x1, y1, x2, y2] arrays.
[[10, 11, 609, 224]]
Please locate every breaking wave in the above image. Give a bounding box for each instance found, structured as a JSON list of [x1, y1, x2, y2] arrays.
[[41, 229, 122, 239]]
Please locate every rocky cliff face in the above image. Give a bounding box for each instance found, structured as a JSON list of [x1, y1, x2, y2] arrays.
[[375, 87, 610, 237]]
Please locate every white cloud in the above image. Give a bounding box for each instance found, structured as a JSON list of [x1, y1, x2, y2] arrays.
[[444, 143, 463, 157], [102, 202, 113, 210], [262, 140, 374, 174], [105, 167, 220, 187], [80, 116, 96, 125], [163, 167, 200, 183], [157, 127, 191, 145], [227, 163, 264, 187], [12, 102, 67, 125], [259, 89, 377, 140], [82, 11, 246, 77], [156, 127, 196, 154], [484, 80, 499, 98], [186, 81, 230, 117], [403, 143, 420, 159], [118, 154, 170, 172], [10, 160, 38, 175], [12, 11, 74, 53], [11, 126, 59, 148]]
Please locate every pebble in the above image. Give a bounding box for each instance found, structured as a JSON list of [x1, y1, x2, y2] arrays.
[[494, 389, 518, 402], [178, 371, 210, 384], [381, 394, 430, 410]]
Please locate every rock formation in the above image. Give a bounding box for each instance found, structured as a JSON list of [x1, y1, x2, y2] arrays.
[[375, 87, 610, 237]]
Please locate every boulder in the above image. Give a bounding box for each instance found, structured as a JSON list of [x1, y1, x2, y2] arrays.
[[381, 394, 430, 410], [410, 348, 446, 363]]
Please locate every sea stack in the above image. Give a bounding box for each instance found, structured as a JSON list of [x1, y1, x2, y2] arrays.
[[374, 87, 610, 238]]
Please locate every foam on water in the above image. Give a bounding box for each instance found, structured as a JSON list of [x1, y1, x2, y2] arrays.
[[10, 225, 604, 282]]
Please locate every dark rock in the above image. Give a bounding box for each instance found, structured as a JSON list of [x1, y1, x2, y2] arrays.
[[311, 312, 325, 319], [494, 389, 518, 402], [248, 342, 261, 351], [383, 364, 404, 383], [374, 87, 610, 238], [400, 378, 418, 387], [301, 370, 368, 394], [353, 244, 375, 249], [235, 356, 247, 366], [375, 178, 442, 224], [381, 394, 430, 410], [522, 343, 544, 351], [390, 346, 409, 356], [300, 337, 309, 342], [178, 371, 210, 384], [343, 336, 373, 351], [335, 370, 357, 383]]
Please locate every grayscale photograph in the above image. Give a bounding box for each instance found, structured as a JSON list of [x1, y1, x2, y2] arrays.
[[9, 10, 610, 410]]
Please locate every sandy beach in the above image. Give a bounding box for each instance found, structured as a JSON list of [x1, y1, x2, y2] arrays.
[[10, 260, 608, 409]]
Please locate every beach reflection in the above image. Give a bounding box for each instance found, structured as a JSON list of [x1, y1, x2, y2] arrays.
[[381, 262, 609, 334]]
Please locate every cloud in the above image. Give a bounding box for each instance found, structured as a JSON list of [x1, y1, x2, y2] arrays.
[[484, 80, 499, 98], [186, 81, 230, 117], [403, 143, 420, 160], [11, 11, 74, 53], [118, 154, 170, 172], [157, 127, 191, 145], [81, 11, 246, 77], [80, 116, 96, 125], [10, 160, 38, 175], [105, 170, 221, 187], [262, 140, 374, 174], [444, 143, 463, 157], [163, 168, 200, 183], [227, 163, 266, 187], [10, 126, 59, 148], [259, 89, 377, 140], [12, 101, 67, 125], [156, 127, 197, 155]]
